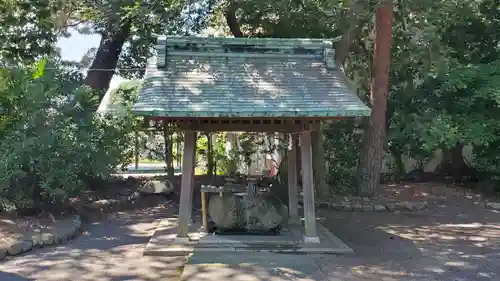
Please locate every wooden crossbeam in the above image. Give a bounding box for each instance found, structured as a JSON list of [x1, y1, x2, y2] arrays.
[[159, 119, 321, 133]]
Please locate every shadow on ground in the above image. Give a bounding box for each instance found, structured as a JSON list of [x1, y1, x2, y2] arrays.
[[0, 272, 34, 281], [1, 206, 187, 281], [317, 192, 500, 281], [181, 252, 327, 281], [2, 184, 500, 281]]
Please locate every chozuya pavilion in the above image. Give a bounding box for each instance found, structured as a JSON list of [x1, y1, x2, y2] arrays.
[[133, 36, 370, 253]]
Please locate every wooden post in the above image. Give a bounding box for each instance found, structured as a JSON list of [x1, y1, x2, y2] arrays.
[[287, 133, 300, 224], [300, 130, 320, 243], [294, 135, 301, 183], [177, 130, 196, 239], [201, 190, 208, 231]]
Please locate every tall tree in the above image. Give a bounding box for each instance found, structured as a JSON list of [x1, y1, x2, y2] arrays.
[[313, 0, 369, 197], [217, 0, 370, 196], [356, 0, 393, 196], [54, 0, 213, 106]]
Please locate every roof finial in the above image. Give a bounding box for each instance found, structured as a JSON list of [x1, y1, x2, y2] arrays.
[[157, 36, 167, 68], [323, 48, 335, 70]]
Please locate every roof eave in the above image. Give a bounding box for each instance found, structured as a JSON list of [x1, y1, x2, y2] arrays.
[[131, 108, 371, 119]]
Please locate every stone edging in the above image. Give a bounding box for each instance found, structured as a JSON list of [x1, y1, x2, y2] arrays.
[[77, 180, 173, 216], [0, 214, 82, 261], [300, 199, 428, 212], [0, 180, 173, 262], [485, 202, 500, 210]]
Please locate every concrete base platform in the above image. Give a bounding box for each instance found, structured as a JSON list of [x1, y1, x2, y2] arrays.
[[181, 252, 328, 281], [143, 218, 353, 256]]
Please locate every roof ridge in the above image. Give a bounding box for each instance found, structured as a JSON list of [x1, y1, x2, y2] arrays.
[[156, 36, 338, 69], [158, 36, 338, 49]]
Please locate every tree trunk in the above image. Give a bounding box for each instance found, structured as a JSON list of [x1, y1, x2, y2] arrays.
[[390, 149, 405, 183], [311, 129, 329, 197], [441, 144, 466, 181], [163, 124, 174, 178], [270, 147, 289, 205], [356, 0, 393, 196], [451, 144, 466, 172], [176, 136, 182, 168], [206, 133, 214, 176], [212, 134, 217, 177], [225, 1, 244, 37], [84, 20, 131, 100]]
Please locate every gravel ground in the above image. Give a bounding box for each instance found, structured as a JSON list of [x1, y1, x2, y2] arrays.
[[1, 184, 499, 281], [0, 205, 186, 281], [316, 190, 500, 281]]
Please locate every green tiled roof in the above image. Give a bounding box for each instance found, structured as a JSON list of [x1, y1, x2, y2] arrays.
[[132, 36, 371, 118]]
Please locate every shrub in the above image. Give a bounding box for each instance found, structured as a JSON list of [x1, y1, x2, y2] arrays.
[[0, 63, 137, 212], [323, 120, 363, 194]]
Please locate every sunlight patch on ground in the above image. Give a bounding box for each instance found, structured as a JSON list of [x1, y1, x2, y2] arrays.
[[4, 245, 186, 281], [377, 222, 500, 245], [350, 265, 411, 277], [444, 260, 472, 268], [440, 223, 483, 228], [479, 272, 494, 278], [425, 267, 446, 274]]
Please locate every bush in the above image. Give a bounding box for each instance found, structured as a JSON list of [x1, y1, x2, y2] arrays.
[[0, 64, 137, 212], [323, 120, 363, 194]]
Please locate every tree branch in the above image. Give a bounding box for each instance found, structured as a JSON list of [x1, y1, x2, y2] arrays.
[[225, 1, 244, 37], [335, 0, 369, 66]]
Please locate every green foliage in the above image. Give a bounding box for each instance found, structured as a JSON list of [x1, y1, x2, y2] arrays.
[[375, 0, 500, 182], [209, 0, 500, 189], [207, 133, 242, 175], [238, 133, 258, 169], [33, 56, 48, 79], [0, 64, 137, 211], [213, 133, 233, 175], [406, 1, 500, 178], [3, 0, 500, 206], [230, 0, 348, 38], [54, 0, 215, 78], [420, 60, 500, 176], [323, 121, 363, 194], [0, 0, 60, 64]]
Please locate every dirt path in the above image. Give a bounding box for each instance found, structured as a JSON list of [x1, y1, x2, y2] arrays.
[[1, 184, 500, 281], [0, 206, 186, 281], [316, 191, 500, 281]]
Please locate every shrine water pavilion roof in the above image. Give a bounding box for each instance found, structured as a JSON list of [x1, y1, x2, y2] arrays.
[[132, 36, 371, 118]]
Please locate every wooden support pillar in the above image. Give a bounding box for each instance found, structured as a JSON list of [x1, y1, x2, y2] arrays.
[[201, 190, 208, 231], [294, 135, 301, 184], [287, 134, 300, 224], [300, 130, 320, 244], [177, 130, 196, 239]]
